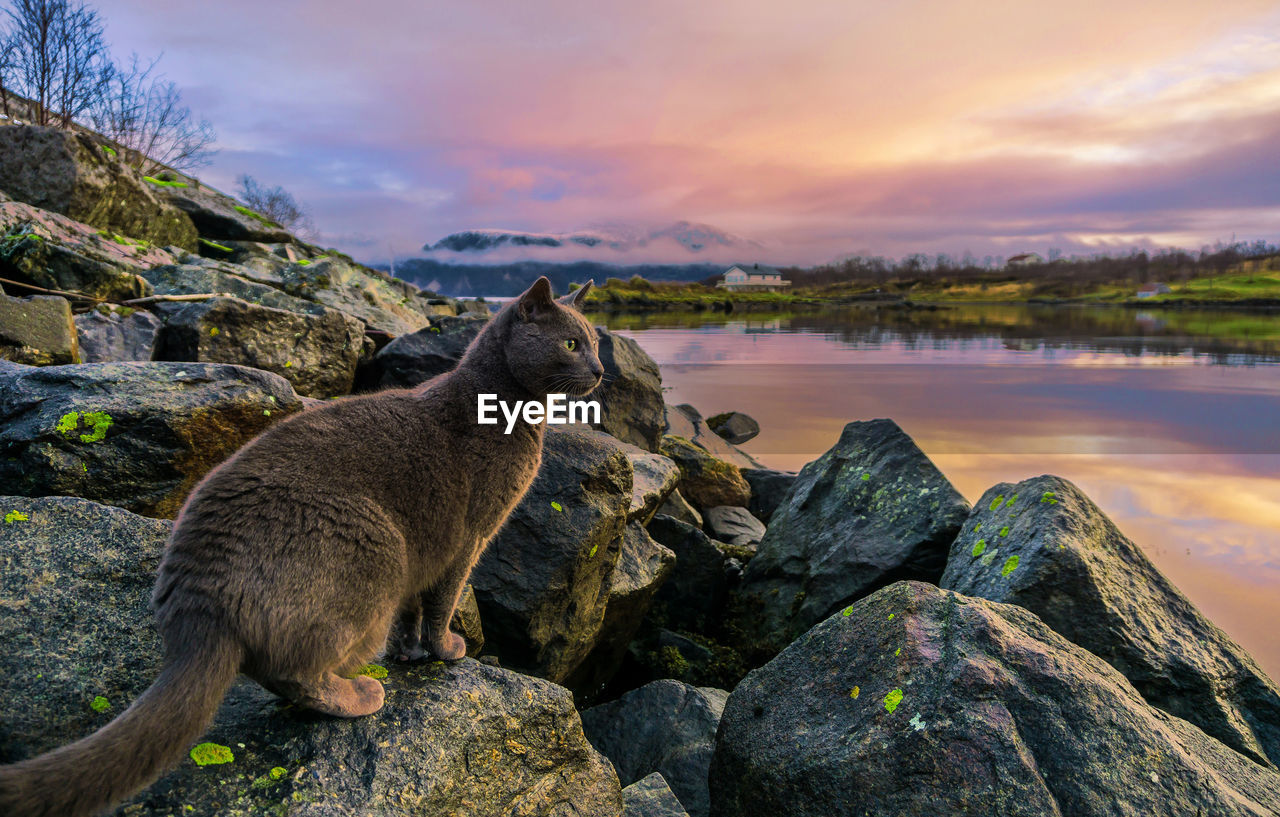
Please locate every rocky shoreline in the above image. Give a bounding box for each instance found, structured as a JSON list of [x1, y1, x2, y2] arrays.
[[3, 122, 1280, 815]]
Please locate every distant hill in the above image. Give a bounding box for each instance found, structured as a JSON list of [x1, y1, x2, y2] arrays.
[[422, 221, 761, 260], [390, 258, 725, 297]]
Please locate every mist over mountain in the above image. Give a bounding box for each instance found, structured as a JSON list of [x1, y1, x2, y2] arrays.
[[391, 258, 725, 298], [421, 221, 762, 264]]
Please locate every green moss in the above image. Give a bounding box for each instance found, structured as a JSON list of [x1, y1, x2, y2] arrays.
[[971, 539, 987, 557], [90, 695, 110, 712], [233, 205, 282, 228], [999, 526, 1010, 537], [357, 664, 388, 680], [101, 145, 116, 158], [1001, 555, 1020, 577], [143, 176, 189, 188], [269, 766, 288, 780], [894, 647, 902, 656], [841, 605, 854, 617], [887, 613, 894, 620], [199, 238, 233, 253], [189, 742, 234, 766], [974, 522, 982, 532], [860, 473, 871, 481], [4, 510, 28, 523], [550, 501, 563, 512], [1040, 491, 1058, 505], [588, 543, 599, 558], [54, 410, 112, 442], [989, 494, 1005, 511], [55, 411, 80, 436], [883, 688, 903, 713], [1007, 493, 1018, 506], [850, 685, 860, 699], [658, 645, 690, 678], [209, 326, 220, 336]]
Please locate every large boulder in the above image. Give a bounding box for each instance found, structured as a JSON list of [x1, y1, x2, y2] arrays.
[[710, 581, 1280, 817], [142, 262, 330, 317], [155, 183, 295, 243], [155, 296, 365, 398], [0, 126, 197, 250], [941, 475, 1280, 768], [656, 490, 702, 528], [647, 515, 735, 634], [582, 680, 728, 817], [273, 254, 448, 336], [1, 199, 170, 300], [741, 468, 796, 524], [664, 404, 761, 469], [706, 411, 758, 445], [624, 774, 690, 817], [356, 313, 489, 391], [702, 506, 765, 548], [0, 293, 79, 365], [74, 305, 162, 362], [732, 419, 969, 662], [659, 435, 750, 511], [470, 428, 632, 686], [622, 444, 681, 524], [0, 362, 303, 518], [591, 328, 666, 452], [0, 496, 622, 815]]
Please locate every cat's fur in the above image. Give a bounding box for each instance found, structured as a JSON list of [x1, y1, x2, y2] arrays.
[[0, 277, 601, 817]]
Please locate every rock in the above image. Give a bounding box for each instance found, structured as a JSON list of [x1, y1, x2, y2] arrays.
[[74, 305, 162, 362], [470, 428, 632, 686], [624, 773, 690, 817], [706, 412, 759, 444], [0, 126, 197, 249], [0, 362, 303, 518], [664, 404, 761, 469], [709, 581, 1280, 817], [940, 474, 1280, 768], [452, 584, 485, 657], [273, 254, 446, 335], [582, 680, 728, 817], [356, 313, 489, 391], [154, 296, 365, 398], [733, 419, 969, 662], [155, 183, 295, 243], [1, 199, 170, 300], [741, 468, 796, 524], [702, 507, 765, 549], [623, 445, 681, 524], [569, 522, 677, 700], [0, 293, 79, 365], [659, 435, 751, 511], [591, 328, 666, 452], [0, 496, 172, 763], [142, 262, 330, 317], [656, 489, 702, 528], [647, 515, 733, 633]]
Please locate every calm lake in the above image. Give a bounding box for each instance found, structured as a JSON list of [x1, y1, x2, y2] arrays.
[[592, 303, 1280, 679]]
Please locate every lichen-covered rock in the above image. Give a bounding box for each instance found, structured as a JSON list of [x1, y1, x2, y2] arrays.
[[470, 428, 632, 687], [702, 507, 765, 549], [570, 522, 677, 701], [356, 313, 489, 391], [0, 496, 171, 763], [156, 183, 295, 243], [74, 305, 162, 362], [664, 404, 761, 469], [741, 468, 796, 524], [591, 328, 666, 452], [706, 412, 758, 445], [941, 474, 1280, 768], [647, 515, 734, 634], [710, 581, 1280, 817], [732, 419, 969, 662], [624, 774, 690, 817], [582, 680, 727, 817], [0, 361, 303, 517], [1, 199, 170, 300], [142, 262, 330, 317], [272, 254, 448, 336], [0, 293, 79, 365], [0, 126, 197, 250], [659, 435, 750, 511], [623, 445, 681, 524], [154, 296, 365, 397]]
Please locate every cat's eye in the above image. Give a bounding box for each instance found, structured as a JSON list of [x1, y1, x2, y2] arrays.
[[563, 339, 577, 351]]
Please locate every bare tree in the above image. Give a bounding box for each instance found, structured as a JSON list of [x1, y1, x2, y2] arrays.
[[90, 53, 216, 172], [4, 0, 112, 126], [0, 29, 15, 116], [236, 174, 313, 235]]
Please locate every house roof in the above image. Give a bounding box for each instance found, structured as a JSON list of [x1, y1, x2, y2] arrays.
[[728, 263, 783, 277], [1007, 253, 1043, 263]]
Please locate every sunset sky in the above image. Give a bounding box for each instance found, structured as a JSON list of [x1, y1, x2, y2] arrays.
[[99, 0, 1280, 265]]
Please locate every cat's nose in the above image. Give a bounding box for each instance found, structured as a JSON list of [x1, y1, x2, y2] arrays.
[[588, 357, 604, 378]]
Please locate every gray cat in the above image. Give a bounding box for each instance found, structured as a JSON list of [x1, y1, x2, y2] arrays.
[[0, 277, 600, 817]]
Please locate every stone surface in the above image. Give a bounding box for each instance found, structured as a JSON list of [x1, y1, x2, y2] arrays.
[[659, 435, 750, 511], [142, 261, 329, 317], [156, 183, 295, 243], [647, 515, 734, 634], [470, 428, 632, 686], [582, 680, 727, 817], [155, 296, 365, 397], [591, 328, 666, 452], [656, 490, 702, 528], [0, 293, 79, 365], [0, 361, 303, 518], [622, 445, 681, 524], [733, 419, 969, 662], [0, 126, 197, 249], [705, 412, 759, 445], [702, 506, 765, 548], [664, 404, 761, 469], [452, 584, 485, 658], [710, 581, 1280, 817], [356, 313, 488, 391], [74, 305, 162, 362], [941, 474, 1280, 768], [623, 774, 690, 817], [741, 468, 796, 524]]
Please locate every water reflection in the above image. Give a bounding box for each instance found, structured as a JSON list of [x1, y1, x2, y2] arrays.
[[605, 304, 1280, 678]]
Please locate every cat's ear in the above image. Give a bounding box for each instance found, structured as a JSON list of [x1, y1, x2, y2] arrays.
[[557, 280, 593, 311], [516, 276, 555, 321]]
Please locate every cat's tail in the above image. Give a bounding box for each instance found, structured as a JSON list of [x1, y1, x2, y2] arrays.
[[0, 628, 242, 817]]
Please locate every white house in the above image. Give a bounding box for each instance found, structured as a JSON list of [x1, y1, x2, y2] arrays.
[[1007, 253, 1045, 268], [717, 264, 791, 292], [1136, 283, 1172, 299]]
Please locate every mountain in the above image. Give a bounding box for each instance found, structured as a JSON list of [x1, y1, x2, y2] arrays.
[[422, 221, 761, 259], [390, 259, 725, 298]]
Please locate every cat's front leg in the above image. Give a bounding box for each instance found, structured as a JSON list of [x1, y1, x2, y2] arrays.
[[391, 594, 429, 662], [422, 561, 470, 661]]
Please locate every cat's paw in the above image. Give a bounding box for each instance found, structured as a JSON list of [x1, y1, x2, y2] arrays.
[[394, 644, 428, 663], [430, 632, 467, 661]]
